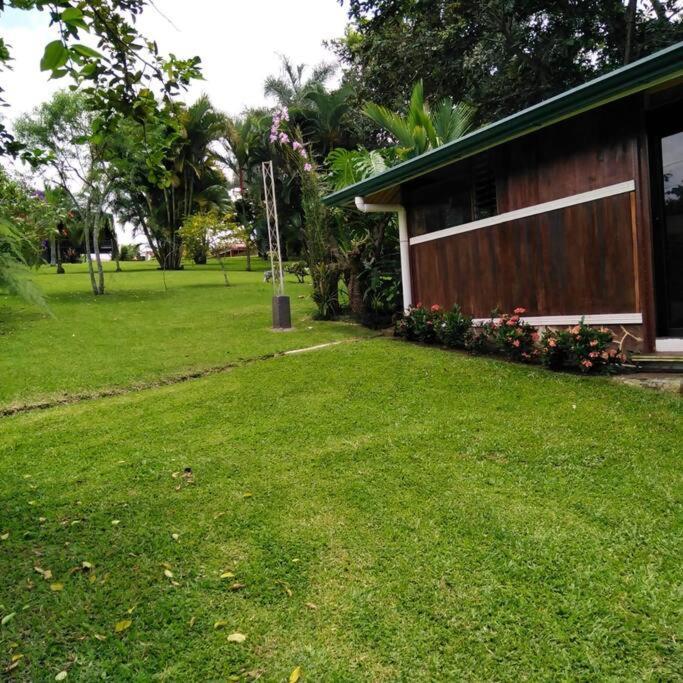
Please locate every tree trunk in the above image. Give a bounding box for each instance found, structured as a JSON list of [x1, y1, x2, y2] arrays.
[[93, 216, 105, 295], [624, 0, 638, 64], [83, 222, 98, 296], [218, 256, 230, 286], [245, 248, 251, 272], [56, 238, 65, 275], [49, 233, 56, 265]]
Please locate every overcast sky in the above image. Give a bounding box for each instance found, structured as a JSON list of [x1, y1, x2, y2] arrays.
[[2, 0, 349, 122]]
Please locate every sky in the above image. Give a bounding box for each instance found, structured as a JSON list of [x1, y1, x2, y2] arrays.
[[1, 0, 349, 242], [2, 1, 348, 121]]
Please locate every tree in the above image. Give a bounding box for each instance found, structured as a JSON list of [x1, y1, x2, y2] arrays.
[[1, 0, 201, 162], [221, 112, 270, 271], [264, 55, 336, 107], [108, 96, 229, 270], [363, 80, 475, 159], [15, 91, 114, 294], [333, 1, 683, 123]]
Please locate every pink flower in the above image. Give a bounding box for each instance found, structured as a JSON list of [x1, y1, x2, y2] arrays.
[[589, 351, 599, 358], [513, 307, 526, 315], [581, 360, 593, 368], [430, 304, 441, 313], [589, 339, 598, 347], [509, 316, 519, 325], [548, 338, 557, 347], [279, 132, 290, 144], [303, 162, 312, 172], [532, 332, 539, 342], [512, 339, 521, 347], [292, 140, 303, 151], [299, 148, 308, 158]]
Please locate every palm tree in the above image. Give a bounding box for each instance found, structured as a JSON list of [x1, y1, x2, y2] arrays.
[[363, 80, 476, 159], [299, 85, 353, 159], [264, 55, 336, 107], [220, 111, 270, 270]]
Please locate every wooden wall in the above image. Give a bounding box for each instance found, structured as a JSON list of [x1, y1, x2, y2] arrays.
[[405, 98, 644, 319], [409, 194, 638, 316]]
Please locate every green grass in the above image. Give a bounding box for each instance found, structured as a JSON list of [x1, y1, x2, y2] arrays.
[[0, 258, 369, 410], [0, 261, 681, 680]]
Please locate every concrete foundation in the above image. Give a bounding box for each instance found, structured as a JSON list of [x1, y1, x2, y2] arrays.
[[272, 295, 292, 329]]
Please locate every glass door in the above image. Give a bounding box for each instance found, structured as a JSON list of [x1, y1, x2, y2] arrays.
[[653, 119, 683, 338]]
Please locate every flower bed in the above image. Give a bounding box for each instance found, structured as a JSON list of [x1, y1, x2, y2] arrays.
[[395, 304, 627, 374]]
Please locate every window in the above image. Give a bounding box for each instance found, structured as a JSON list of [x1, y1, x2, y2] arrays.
[[406, 154, 497, 237]]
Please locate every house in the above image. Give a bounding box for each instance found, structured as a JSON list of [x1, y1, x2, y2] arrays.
[[323, 42, 683, 354]]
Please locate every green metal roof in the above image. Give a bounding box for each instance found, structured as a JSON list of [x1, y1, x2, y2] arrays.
[[323, 41, 683, 207]]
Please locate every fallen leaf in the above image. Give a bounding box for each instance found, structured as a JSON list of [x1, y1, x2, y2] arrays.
[[243, 492, 253, 498], [305, 603, 318, 610], [111, 520, 120, 526], [227, 632, 246, 643], [229, 582, 246, 591], [39, 517, 47, 523], [0, 532, 8, 540], [289, 666, 301, 682], [213, 620, 228, 629], [220, 572, 235, 579], [1, 612, 16, 625], [126, 606, 136, 614], [114, 619, 132, 633], [188, 616, 196, 627], [55, 671, 68, 680], [171, 580, 180, 587], [171, 533, 179, 541], [163, 569, 173, 578], [161, 562, 172, 570], [81, 561, 93, 571], [50, 583, 64, 592], [94, 634, 106, 641], [11, 654, 23, 663], [6, 660, 20, 672]]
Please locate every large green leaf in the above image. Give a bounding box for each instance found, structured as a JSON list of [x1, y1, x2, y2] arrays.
[[40, 40, 68, 72]]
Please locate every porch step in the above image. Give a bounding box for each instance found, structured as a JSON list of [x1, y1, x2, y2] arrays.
[[632, 354, 683, 373]]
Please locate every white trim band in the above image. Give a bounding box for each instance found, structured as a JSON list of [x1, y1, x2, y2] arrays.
[[472, 313, 643, 326], [655, 338, 683, 352], [409, 180, 636, 246]]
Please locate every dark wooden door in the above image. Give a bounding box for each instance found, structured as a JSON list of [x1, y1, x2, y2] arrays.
[[651, 110, 683, 338]]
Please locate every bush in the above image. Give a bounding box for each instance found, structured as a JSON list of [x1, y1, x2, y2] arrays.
[[119, 243, 141, 261], [436, 304, 473, 348], [394, 303, 442, 343], [541, 319, 627, 373], [286, 261, 309, 283], [482, 307, 538, 362]]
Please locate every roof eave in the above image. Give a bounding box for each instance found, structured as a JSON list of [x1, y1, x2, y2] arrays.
[[323, 41, 683, 207]]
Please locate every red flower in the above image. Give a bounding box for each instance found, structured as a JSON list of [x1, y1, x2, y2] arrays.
[[513, 307, 526, 315], [430, 304, 441, 313]]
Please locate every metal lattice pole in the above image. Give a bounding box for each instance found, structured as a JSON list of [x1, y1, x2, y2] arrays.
[[261, 160, 291, 329], [261, 160, 285, 296]]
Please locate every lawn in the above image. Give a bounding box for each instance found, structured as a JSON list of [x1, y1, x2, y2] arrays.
[[0, 261, 681, 681], [0, 258, 370, 411]]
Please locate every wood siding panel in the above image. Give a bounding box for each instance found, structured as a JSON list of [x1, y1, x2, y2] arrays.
[[410, 194, 637, 317]]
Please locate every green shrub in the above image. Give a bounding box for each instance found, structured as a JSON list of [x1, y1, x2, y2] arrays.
[[436, 304, 473, 348], [119, 243, 141, 261], [394, 303, 442, 343], [487, 308, 538, 362], [286, 261, 309, 283], [541, 320, 627, 373]]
